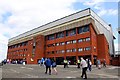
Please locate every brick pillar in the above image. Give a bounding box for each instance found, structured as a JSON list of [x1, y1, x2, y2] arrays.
[[91, 55, 94, 64], [64, 30, 66, 60]]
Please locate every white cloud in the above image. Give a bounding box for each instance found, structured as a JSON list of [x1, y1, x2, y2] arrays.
[[0, 0, 78, 62], [98, 9, 118, 16], [83, 0, 105, 7], [83, 0, 118, 16]]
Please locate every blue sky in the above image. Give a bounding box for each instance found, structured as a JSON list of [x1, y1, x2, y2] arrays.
[[0, 0, 119, 62]]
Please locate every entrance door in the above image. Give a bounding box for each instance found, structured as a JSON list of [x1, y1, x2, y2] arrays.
[[56, 57, 64, 65], [66, 56, 76, 65]]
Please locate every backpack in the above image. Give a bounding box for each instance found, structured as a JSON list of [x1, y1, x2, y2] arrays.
[[52, 62, 56, 67]]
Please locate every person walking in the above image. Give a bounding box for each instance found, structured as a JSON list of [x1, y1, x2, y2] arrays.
[[63, 59, 67, 68], [103, 59, 106, 67], [97, 59, 101, 69], [77, 59, 80, 68], [41, 58, 45, 66], [45, 58, 52, 75], [23, 59, 26, 65], [51, 59, 58, 75], [87, 59, 92, 71], [67, 60, 70, 68], [80, 57, 88, 79], [38, 59, 41, 66]]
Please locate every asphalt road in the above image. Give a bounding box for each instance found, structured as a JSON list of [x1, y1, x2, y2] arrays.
[[1, 64, 120, 79]]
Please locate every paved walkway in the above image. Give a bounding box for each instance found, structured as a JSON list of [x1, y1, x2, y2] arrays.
[[1, 64, 120, 79]]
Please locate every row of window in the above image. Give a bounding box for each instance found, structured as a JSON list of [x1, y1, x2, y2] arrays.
[[8, 49, 28, 54], [47, 37, 90, 47], [47, 25, 89, 40], [9, 54, 26, 57], [47, 47, 91, 54], [8, 42, 28, 49]]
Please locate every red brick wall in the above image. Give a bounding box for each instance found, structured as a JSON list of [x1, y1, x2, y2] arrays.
[[27, 35, 45, 64], [45, 24, 91, 60], [26, 40, 33, 64], [89, 24, 97, 64], [97, 34, 110, 65]]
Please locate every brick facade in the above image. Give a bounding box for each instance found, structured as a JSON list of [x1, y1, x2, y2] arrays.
[[7, 23, 111, 65]]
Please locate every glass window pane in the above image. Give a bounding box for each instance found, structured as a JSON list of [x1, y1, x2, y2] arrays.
[[78, 39, 83, 42], [56, 32, 64, 38], [83, 26, 89, 32], [73, 40, 76, 43], [60, 42, 65, 45], [86, 37, 90, 41], [85, 47, 91, 51], [56, 43, 59, 46], [48, 34, 55, 40], [78, 48, 83, 52], [66, 30, 69, 36], [66, 41, 70, 44], [78, 27, 83, 34], [72, 48, 76, 52], [70, 29, 76, 36]]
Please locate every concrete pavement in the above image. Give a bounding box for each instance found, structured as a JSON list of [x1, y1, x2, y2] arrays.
[[1, 64, 120, 79]]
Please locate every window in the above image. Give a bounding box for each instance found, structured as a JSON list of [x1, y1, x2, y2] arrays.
[[56, 32, 64, 38], [56, 51, 59, 54], [78, 48, 83, 52], [47, 52, 50, 54], [78, 25, 89, 34], [69, 29, 76, 36], [61, 50, 65, 53], [72, 40, 76, 43], [83, 25, 89, 32], [86, 37, 90, 41], [78, 27, 83, 34], [66, 28, 76, 36], [83, 39, 86, 41], [14, 45, 17, 48], [24, 54, 26, 57], [66, 41, 70, 44], [56, 43, 59, 46], [48, 34, 55, 40], [53, 44, 55, 46], [23, 41, 28, 46], [85, 47, 91, 51], [78, 39, 83, 43], [20, 44, 22, 47], [47, 44, 55, 47], [66, 49, 70, 53], [18, 44, 21, 47], [60, 42, 65, 45], [52, 51, 54, 54], [72, 49, 76, 52], [66, 30, 69, 36]]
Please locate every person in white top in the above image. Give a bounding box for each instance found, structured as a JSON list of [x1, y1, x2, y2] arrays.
[[80, 57, 87, 79]]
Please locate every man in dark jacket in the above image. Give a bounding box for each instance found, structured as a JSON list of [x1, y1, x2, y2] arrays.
[[45, 58, 51, 75]]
